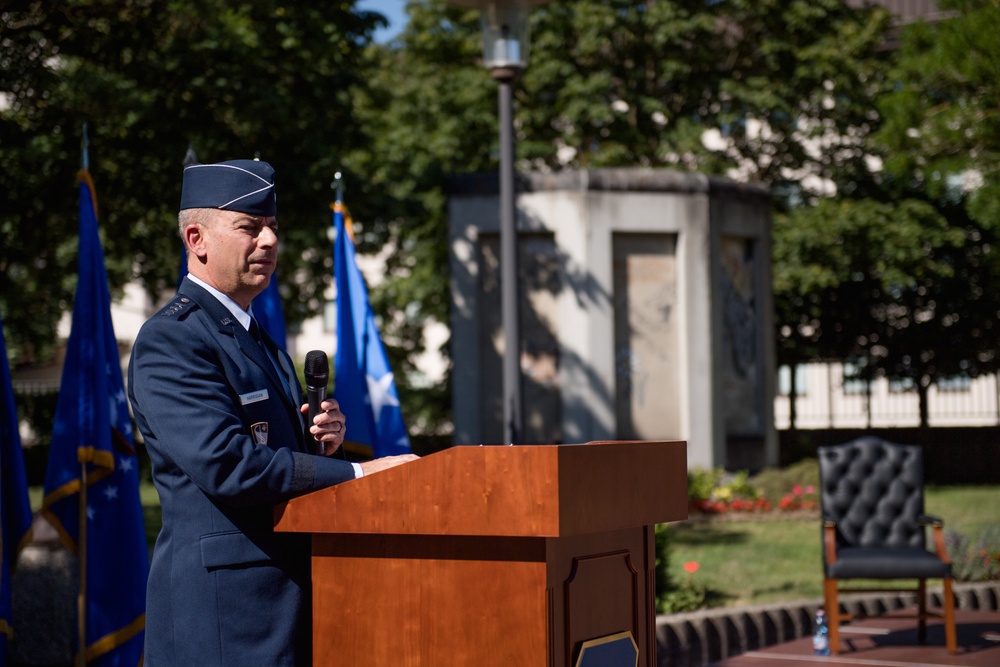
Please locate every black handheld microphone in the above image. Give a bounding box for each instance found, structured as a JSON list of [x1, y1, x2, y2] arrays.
[[303, 350, 329, 441]]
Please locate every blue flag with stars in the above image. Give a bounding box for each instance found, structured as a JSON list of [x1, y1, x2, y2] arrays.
[[332, 202, 411, 458], [42, 169, 149, 667], [1, 310, 34, 662]]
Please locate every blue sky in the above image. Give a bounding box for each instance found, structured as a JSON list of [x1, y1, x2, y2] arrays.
[[357, 0, 409, 43]]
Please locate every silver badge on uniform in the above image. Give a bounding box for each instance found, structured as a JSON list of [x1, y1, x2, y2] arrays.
[[251, 422, 269, 445]]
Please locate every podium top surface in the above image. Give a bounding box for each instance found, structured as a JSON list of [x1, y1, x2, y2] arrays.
[[274, 440, 687, 538]]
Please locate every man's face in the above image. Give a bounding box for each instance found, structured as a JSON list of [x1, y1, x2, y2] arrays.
[[196, 209, 278, 308]]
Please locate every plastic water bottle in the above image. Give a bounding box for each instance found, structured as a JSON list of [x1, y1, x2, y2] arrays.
[[812, 609, 830, 656]]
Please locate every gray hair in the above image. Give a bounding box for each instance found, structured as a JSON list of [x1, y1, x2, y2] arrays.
[[177, 208, 216, 240]]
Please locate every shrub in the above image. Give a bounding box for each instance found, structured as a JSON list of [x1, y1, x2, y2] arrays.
[[687, 467, 768, 514], [687, 468, 724, 503], [947, 524, 1000, 582], [654, 523, 707, 614], [750, 459, 819, 504]]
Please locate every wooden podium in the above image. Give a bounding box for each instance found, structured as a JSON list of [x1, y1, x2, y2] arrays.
[[274, 440, 687, 666]]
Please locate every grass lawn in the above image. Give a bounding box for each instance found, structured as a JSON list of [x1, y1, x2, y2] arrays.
[[665, 485, 999, 609]]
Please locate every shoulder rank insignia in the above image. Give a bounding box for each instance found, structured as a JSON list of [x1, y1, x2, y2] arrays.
[[160, 296, 194, 318]]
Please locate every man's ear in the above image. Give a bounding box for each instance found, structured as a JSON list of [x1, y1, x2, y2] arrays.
[[184, 223, 209, 261]]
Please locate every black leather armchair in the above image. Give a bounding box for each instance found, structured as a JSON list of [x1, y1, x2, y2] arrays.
[[818, 436, 957, 654]]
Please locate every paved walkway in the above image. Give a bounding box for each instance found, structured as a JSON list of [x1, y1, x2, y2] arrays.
[[710, 609, 1000, 667]]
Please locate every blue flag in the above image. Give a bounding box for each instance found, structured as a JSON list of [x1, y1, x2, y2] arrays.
[[177, 248, 287, 350], [332, 202, 411, 458], [42, 170, 149, 667], [176, 244, 187, 291], [1, 312, 34, 662], [253, 277, 287, 351]]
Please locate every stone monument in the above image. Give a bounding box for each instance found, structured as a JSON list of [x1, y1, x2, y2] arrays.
[[448, 168, 775, 469]]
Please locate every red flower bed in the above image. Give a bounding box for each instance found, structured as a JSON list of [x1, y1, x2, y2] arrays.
[[688, 497, 772, 514], [688, 484, 817, 515]]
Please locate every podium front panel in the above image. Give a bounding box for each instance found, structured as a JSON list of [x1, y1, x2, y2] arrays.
[[310, 525, 657, 666], [311, 534, 549, 666]]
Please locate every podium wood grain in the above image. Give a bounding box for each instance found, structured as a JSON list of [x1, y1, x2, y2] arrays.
[[275, 440, 687, 666]]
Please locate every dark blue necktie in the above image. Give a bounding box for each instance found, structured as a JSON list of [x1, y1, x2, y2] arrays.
[[249, 317, 265, 348], [250, 318, 296, 405]]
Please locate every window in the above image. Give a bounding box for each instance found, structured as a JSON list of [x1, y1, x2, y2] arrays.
[[936, 375, 972, 392], [842, 362, 869, 395], [777, 365, 808, 396], [889, 377, 915, 393]]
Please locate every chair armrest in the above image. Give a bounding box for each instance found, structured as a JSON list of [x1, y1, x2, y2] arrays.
[[918, 515, 951, 563], [823, 519, 838, 565]]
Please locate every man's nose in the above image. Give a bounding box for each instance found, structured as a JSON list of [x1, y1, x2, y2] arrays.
[[258, 226, 278, 246]]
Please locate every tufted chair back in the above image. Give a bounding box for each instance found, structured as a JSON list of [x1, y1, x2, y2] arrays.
[[818, 436, 926, 554]]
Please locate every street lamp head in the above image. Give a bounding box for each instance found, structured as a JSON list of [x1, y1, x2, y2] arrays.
[[446, 0, 550, 80]]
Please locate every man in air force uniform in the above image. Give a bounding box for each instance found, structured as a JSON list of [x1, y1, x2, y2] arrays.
[[129, 159, 406, 666]]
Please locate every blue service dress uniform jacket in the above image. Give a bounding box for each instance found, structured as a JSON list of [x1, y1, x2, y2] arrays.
[[128, 278, 357, 666]]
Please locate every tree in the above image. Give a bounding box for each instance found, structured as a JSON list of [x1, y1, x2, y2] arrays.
[[9, 0, 981, 437], [1, 0, 382, 363], [877, 0, 1000, 228], [866, 0, 1000, 423], [520, 0, 891, 192], [772, 0, 1000, 427], [773, 198, 967, 425]]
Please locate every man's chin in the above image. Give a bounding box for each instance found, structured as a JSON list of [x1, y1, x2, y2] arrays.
[[250, 265, 275, 282], [244, 272, 273, 295]]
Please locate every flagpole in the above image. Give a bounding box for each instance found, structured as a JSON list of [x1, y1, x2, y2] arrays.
[[77, 463, 88, 667], [76, 122, 90, 667], [332, 171, 344, 205]]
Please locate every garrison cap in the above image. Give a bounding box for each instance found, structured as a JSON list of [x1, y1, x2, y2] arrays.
[[180, 159, 276, 216]]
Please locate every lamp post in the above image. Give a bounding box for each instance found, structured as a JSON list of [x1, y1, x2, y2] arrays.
[[447, 0, 548, 444]]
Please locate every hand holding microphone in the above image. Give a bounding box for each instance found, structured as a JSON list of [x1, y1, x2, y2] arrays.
[[303, 350, 345, 456], [304, 350, 329, 427]]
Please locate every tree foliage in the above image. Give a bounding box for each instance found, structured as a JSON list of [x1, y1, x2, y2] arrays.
[[774, 0, 1000, 424], [876, 0, 1000, 226], [865, 0, 1000, 419], [1, 0, 381, 363], [521, 0, 891, 190], [773, 198, 965, 365], [4, 0, 999, 435]]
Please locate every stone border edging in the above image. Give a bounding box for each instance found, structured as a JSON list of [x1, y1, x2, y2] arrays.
[[654, 581, 1000, 667]]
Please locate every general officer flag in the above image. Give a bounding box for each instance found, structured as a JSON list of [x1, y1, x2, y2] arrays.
[[42, 168, 149, 667], [332, 201, 411, 458], [0, 311, 34, 663]]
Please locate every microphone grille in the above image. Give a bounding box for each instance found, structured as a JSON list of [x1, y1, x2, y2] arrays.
[[304, 350, 329, 380]]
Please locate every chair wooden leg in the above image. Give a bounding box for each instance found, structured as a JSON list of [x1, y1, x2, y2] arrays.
[[943, 577, 957, 654], [917, 579, 927, 643], [824, 578, 840, 654]]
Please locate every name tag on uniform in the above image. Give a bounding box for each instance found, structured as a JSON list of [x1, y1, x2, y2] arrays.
[[240, 389, 269, 405]]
